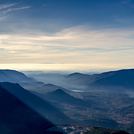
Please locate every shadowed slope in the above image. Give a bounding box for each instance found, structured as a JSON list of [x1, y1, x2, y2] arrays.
[[0, 82, 71, 125], [0, 84, 64, 134]]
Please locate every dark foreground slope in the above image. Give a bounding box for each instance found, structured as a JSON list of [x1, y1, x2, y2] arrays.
[[0, 84, 64, 134], [0, 82, 71, 125]]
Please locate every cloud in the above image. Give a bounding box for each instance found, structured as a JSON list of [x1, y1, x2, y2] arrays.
[[0, 2, 31, 21], [2, 6, 31, 14], [0, 3, 17, 10], [0, 26, 134, 70]]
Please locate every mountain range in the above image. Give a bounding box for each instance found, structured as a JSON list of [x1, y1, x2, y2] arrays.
[[27, 69, 134, 91], [90, 69, 134, 89], [0, 69, 134, 133], [0, 69, 65, 93], [65, 69, 134, 91], [2, 69, 134, 92]]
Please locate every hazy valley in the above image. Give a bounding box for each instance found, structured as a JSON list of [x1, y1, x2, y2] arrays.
[[0, 69, 133, 133]]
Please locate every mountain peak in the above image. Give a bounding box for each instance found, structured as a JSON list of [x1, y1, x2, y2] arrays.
[[53, 89, 66, 94], [68, 72, 83, 76], [101, 69, 134, 76], [67, 72, 89, 78], [91, 69, 134, 89], [0, 69, 25, 75], [0, 69, 31, 82]]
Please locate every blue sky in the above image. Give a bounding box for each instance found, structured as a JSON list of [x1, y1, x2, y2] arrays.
[[1, 0, 134, 32], [0, 0, 134, 71]]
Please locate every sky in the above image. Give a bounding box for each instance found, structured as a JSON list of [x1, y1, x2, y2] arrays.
[[0, 0, 134, 71]]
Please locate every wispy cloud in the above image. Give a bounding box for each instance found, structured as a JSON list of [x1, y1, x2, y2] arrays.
[[0, 3, 17, 10], [1, 6, 31, 14], [0, 2, 31, 21]]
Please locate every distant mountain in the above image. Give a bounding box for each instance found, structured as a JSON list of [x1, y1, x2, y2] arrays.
[[90, 69, 134, 89], [67, 69, 134, 90], [67, 72, 92, 84], [67, 72, 88, 78], [0, 83, 64, 134], [36, 84, 67, 93], [0, 69, 66, 93], [25, 69, 134, 91], [26, 72, 66, 88], [0, 69, 46, 91], [0, 69, 32, 82], [46, 89, 89, 106], [0, 82, 71, 125]]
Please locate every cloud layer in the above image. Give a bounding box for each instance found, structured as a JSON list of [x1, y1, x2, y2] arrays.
[[0, 26, 134, 70]]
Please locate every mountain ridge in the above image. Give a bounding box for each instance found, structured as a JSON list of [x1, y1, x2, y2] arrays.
[[0, 82, 71, 125], [0, 83, 64, 134]]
